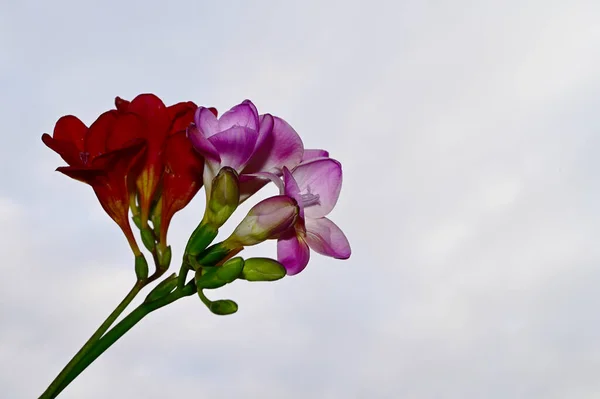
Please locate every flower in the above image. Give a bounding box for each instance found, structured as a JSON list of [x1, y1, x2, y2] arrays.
[[42, 93, 205, 255], [277, 156, 351, 275], [187, 100, 304, 202], [110, 94, 199, 231], [42, 112, 146, 255]]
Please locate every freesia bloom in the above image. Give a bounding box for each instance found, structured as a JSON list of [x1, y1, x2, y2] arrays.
[[42, 94, 205, 254], [187, 100, 304, 202], [42, 112, 146, 255], [111, 94, 200, 234], [277, 156, 351, 275]]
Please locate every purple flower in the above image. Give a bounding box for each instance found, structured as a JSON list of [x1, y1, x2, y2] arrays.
[[277, 155, 351, 275], [187, 100, 304, 201]]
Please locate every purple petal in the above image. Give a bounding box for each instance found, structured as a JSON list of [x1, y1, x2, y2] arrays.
[[301, 149, 329, 162], [291, 158, 342, 218], [208, 126, 259, 171], [194, 107, 220, 138], [305, 217, 351, 259], [218, 101, 259, 132], [277, 232, 310, 275], [242, 115, 304, 175], [187, 124, 221, 162], [283, 167, 303, 218]]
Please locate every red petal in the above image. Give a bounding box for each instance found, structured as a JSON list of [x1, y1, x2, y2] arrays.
[[85, 110, 119, 159], [53, 115, 87, 152], [115, 96, 130, 112], [167, 101, 197, 134], [42, 133, 84, 167], [159, 132, 204, 245]]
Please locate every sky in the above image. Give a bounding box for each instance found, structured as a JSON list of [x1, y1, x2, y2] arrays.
[[1, 1, 600, 398]]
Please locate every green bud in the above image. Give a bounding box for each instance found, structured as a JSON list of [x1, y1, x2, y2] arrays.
[[195, 257, 244, 290], [240, 257, 287, 281], [145, 273, 178, 302], [135, 254, 149, 281], [132, 214, 142, 230], [157, 245, 172, 269], [185, 223, 219, 257], [205, 167, 240, 228], [209, 299, 238, 315], [141, 227, 156, 251]]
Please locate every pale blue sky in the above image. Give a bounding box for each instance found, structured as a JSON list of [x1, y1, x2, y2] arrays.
[[2, 1, 600, 398]]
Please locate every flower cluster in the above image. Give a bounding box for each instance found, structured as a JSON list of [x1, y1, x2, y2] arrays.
[[43, 94, 351, 313]]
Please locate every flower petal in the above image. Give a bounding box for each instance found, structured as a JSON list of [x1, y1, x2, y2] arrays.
[[283, 167, 303, 218], [292, 158, 342, 218], [242, 115, 304, 174], [167, 101, 197, 134], [277, 232, 310, 275], [160, 132, 204, 245], [187, 124, 221, 162], [208, 126, 259, 171], [301, 149, 329, 162], [41, 133, 84, 167], [218, 100, 259, 132], [305, 217, 351, 259], [86, 110, 119, 159], [52, 115, 87, 152], [194, 107, 220, 138]]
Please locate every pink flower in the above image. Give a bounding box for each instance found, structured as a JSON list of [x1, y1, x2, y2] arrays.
[[187, 100, 304, 202], [277, 155, 351, 275]]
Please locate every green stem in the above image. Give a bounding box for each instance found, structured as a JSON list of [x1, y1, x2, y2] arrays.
[[38, 280, 144, 399], [48, 283, 196, 398]]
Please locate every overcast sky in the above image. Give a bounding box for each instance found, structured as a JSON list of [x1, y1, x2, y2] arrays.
[[2, 1, 600, 398]]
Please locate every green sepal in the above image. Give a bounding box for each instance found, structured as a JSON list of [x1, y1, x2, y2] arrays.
[[141, 227, 156, 251], [144, 273, 178, 303], [209, 299, 238, 315], [135, 254, 149, 281], [194, 257, 244, 290], [240, 257, 287, 281], [205, 167, 240, 228]]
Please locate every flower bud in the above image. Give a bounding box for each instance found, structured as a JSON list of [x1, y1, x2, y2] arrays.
[[135, 254, 149, 280], [204, 167, 240, 228], [209, 299, 238, 315], [225, 195, 299, 247], [145, 273, 178, 303], [240, 257, 287, 281], [195, 257, 244, 290]]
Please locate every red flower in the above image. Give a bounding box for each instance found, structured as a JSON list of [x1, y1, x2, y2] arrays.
[[42, 112, 146, 255], [43, 93, 209, 257], [108, 94, 199, 230]]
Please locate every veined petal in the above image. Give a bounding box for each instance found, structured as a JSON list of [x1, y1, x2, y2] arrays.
[[187, 124, 221, 162], [218, 100, 259, 132], [277, 231, 310, 275], [292, 158, 342, 219], [194, 107, 220, 138], [242, 115, 304, 175], [301, 149, 329, 162], [209, 126, 259, 171], [305, 217, 351, 259]]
